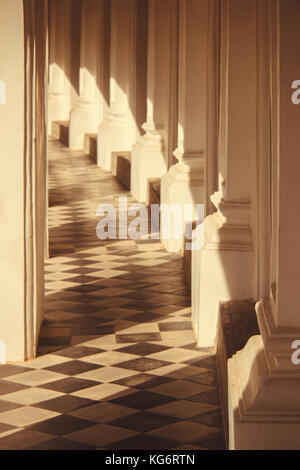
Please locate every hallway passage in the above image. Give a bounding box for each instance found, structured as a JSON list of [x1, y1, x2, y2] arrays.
[[0, 139, 225, 450]]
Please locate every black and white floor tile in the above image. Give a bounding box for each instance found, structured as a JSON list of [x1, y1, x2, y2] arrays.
[[0, 138, 225, 450]]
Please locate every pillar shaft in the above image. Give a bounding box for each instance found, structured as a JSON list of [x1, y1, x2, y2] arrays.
[[254, 0, 300, 375], [98, 0, 147, 171], [193, 0, 256, 347], [218, 0, 256, 203], [48, 0, 81, 134], [176, 0, 208, 158], [130, 0, 178, 203], [145, 0, 177, 145], [274, 1, 300, 328], [48, 0, 64, 96], [69, 0, 106, 149], [109, 0, 131, 116], [48, 0, 69, 131], [160, 0, 218, 252], [228, 0, 300, 450], [79, 0, 98, 104]]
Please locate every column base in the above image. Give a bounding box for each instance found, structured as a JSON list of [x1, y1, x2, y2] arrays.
[[160, 154, 204, 253], [69, 102, 96, 150], [97, 113, 130, 171], [192, 191, 254, 348], [228, 333, 300, 449], [48, 93, 64, 135], [131, 131, 167, 204]]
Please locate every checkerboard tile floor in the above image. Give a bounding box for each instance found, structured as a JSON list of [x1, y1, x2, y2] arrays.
[[0, 138, 225, 450]]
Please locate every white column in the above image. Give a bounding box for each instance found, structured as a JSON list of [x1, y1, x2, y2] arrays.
[[48, 0, 81, 134], [48, 0, 72, 134], [69, 0, 105, 149], [98, 0, 141, 171], [131, 0, 178, 203], [0, 0, 47, 362], [192, 0, 256, 348], [229, 0, 300, 450], [95, 0, 111, 149], [48, 0, 68, 133], [160, 0, 218, 253]]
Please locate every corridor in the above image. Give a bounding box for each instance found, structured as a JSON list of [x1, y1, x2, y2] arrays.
[[0, 139, 224, 450]]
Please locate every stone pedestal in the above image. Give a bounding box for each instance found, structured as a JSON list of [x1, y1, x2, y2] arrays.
[[69, 103, 96, 150], [161, 153, 204, 253], [229, 306, 300, 450], [98, 112, 130, 171], [131, 123, 166, 204], [192, 193, 254, 347]]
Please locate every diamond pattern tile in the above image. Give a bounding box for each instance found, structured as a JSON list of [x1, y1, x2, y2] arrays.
[[106, 433, 179, 450], [5, 369, 66, 387], [35, 395, 94, 413], [0, 406, 59, 428], [40, 377, 100, 394], [108, 411, 177, 432], [148, 380, 214, 399], [44, 360, 102, 376], [0, 429, 53, 449], [117, 357, 172, 372], [109, 390, 176, 410], [149, 421, 222, 444], [27, 415, 95, 436], [65, 423, 137, 447], [4, 387, 62, 407], [0, 138, 225, 450], [0, 365, 34, 379], [68, 402, 136, 423]]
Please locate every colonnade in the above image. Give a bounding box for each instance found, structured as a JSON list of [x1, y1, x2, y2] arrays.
[[0, 0, 300, 450], [45, 0, 300, 449]]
